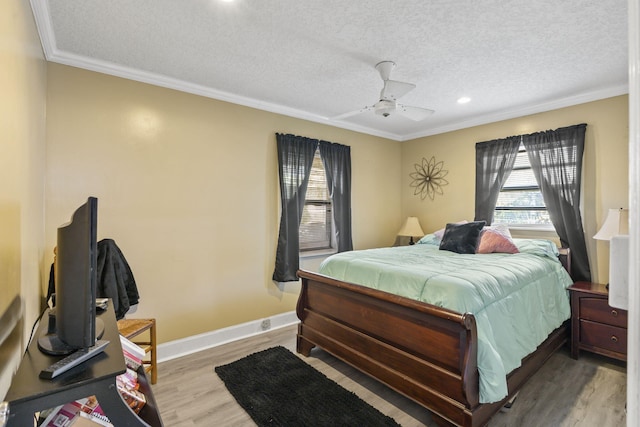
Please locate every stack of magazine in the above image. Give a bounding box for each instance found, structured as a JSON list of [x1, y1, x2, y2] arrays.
[[37, 335, 148, 426], [38, 397, 111, 427]]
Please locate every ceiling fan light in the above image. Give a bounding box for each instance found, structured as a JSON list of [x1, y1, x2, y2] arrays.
[[374, 100, 396, 117]]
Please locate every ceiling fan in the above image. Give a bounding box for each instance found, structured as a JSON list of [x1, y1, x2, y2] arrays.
[[333, 61, 435, 121]]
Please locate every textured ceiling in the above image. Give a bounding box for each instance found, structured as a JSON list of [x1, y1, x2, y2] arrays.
[[31, 0, 628, 141]]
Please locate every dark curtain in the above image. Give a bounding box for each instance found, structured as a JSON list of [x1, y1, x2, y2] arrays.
[[319, 141, 353, 252], [272, 134, 318, 282], [522, 123, 590, 281], [474, 137, 521, 224]]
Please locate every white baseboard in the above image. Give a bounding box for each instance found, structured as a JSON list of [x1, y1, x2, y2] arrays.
[[156, 311, 299, 363]]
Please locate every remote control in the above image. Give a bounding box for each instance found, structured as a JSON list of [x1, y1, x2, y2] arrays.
[[39, 339, 110, 380]]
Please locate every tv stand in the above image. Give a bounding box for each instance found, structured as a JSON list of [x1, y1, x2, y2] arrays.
[[4, 303, 163, 426]]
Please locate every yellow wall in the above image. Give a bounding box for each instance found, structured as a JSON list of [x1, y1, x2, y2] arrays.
[[45, 64, 402, 344], [402, 95, 629, 284], [0, 0, 47, 398], [43, 63, 629, 345]]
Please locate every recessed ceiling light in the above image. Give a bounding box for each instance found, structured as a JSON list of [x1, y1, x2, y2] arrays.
[[457, 97, 471, 104]]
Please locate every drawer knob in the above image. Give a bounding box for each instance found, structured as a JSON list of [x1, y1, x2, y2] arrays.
[[611, 335, 619, 343], [611, 310, 618, 317]]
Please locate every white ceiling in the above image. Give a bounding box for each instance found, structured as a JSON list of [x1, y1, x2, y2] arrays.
[[30, 0, 628, 141]]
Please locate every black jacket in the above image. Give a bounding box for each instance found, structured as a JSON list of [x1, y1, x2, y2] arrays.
[[96, 239, 140, 319], [47, 238, 140, 320]]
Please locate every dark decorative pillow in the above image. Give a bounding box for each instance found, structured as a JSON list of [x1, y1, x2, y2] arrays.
[[439, 221, 486, 254], [433, 220, 468, 241]]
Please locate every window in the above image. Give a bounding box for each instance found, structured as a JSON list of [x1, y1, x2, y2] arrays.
[[493, 143, 551, 225], [273, 133, 352, 282], [299, 149, 333, 251]]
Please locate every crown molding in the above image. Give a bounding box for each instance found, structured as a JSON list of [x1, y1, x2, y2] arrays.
[[401, 83, 629, 141]]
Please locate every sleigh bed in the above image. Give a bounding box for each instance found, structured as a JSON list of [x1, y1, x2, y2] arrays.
[[295, 236, 572, 427]]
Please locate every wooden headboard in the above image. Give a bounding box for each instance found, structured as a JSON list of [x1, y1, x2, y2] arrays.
[[558, 247, 572, 278]]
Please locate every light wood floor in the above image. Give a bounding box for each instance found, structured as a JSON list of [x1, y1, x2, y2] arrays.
[[151, 324, 627, 426]]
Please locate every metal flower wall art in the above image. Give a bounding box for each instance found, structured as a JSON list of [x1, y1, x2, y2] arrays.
[[409, 156, 449, 200]]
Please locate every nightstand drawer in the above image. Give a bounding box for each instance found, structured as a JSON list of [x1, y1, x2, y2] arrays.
[[580, 320, 627, 355], [580, 297, 627, 328]]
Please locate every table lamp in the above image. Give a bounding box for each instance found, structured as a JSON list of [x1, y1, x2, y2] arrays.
[[593, 208, 629, 308], [397, 217, 425, 245], [593, 208, 629, 240]]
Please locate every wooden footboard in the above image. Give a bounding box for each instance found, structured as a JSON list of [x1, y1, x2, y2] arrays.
[[296, 269, 568, 427]]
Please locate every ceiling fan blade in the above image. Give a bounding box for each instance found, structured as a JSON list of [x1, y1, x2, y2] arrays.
[[331, 105, 374, 120], [380, 80, 415, 101], [396, 104, 435, 121]]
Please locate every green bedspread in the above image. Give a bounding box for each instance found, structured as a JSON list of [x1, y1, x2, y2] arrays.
[[318, 238, 573, 403]]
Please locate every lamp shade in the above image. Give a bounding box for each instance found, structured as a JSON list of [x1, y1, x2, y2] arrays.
[[593, 208, 629, 240], [397, 217, 425, 237]]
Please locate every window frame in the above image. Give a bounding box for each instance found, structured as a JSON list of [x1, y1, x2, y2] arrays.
[[493, 143, 554, 230], [299, 149, 335, 253]]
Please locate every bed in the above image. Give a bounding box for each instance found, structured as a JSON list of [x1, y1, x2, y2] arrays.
[[295, 231, 572, 427]]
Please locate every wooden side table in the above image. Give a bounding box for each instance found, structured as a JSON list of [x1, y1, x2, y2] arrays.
[[117, 318, 157, 384], [568, 281, 627, 361]]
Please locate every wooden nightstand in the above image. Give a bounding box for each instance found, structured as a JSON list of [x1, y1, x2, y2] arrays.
[[569, 281, 627, 361]]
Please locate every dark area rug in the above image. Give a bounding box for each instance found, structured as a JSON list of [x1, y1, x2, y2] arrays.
[[215, 346, 401, 426]]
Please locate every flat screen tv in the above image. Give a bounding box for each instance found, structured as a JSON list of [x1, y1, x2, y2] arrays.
[[38, 197, 104, 355]]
